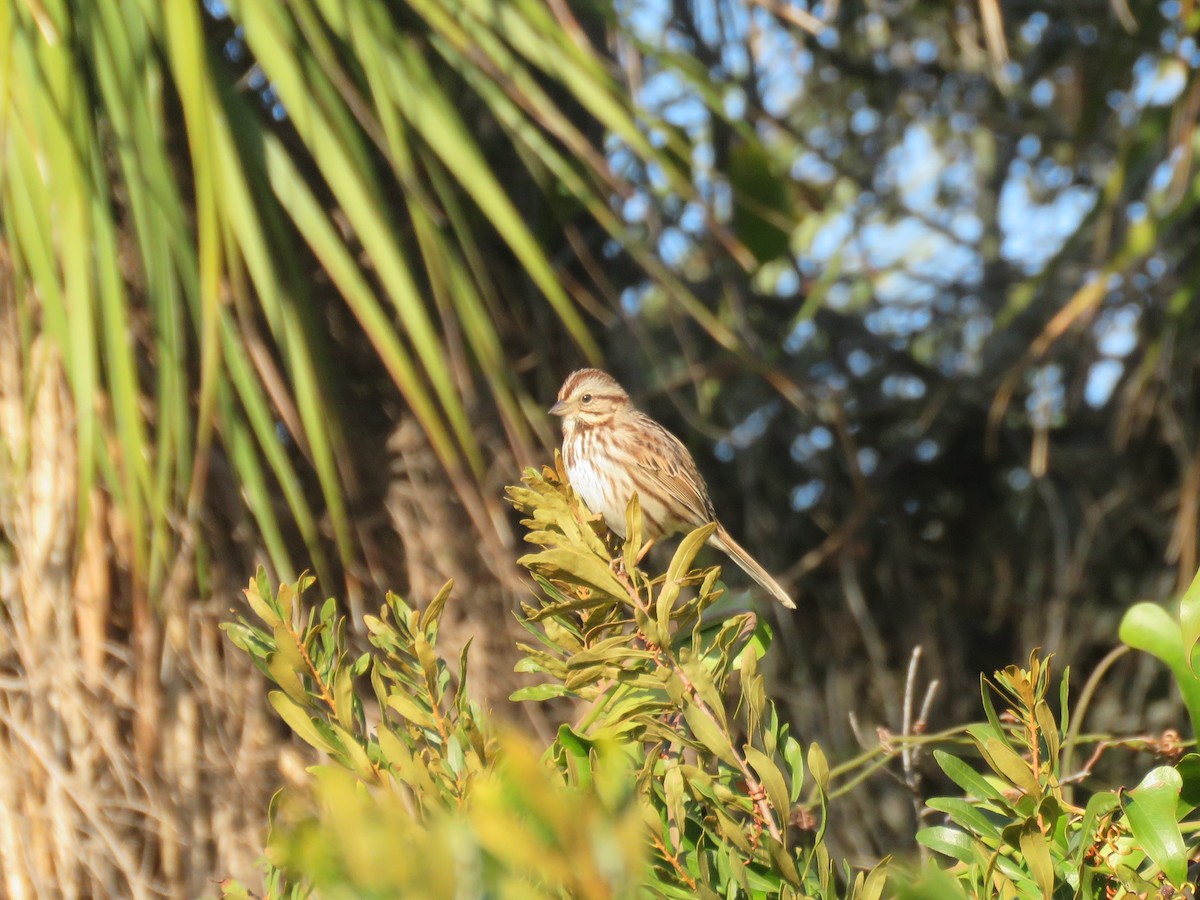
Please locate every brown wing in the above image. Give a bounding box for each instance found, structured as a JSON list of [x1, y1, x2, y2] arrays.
[[627, 411, 717, 525]]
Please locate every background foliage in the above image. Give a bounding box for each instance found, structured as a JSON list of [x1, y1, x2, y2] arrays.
[[3, 0, 1200, 893]]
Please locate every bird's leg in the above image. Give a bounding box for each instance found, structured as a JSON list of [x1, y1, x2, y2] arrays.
[[608, 535, 656, 575], [634, 537, 656, 565], [606, 533, 625, 574]]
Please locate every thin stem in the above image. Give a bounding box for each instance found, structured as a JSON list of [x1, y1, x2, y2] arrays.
[[285, 622, 338, 714], [651, 834, 699, 890], [1061, 645, 1130, 787], [612, 559, 785, 844]]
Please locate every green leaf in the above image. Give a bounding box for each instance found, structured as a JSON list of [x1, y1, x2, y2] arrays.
[[783, 736, 805, 802], [679, 660, 728, 730], [1179, 566, 1200, 674], [1120, 601, 1200, 737], [1058, 668, 1071, 746], [375, 725, 413, 771], [276, 580, 297, 623], [390, 733, 441, 798], [711, 805, 753, 853], [1033, 700, 1060, 769], [651, 523, 715, 646], [654, 576, 678, 650], [728, 847, 749, 892], [979, 677, 1006, 741], [764, 836, 802, 886], [916, 825, 977, 863], [1122, 766, 1187, 888], [564, 663, 612, 692], [445, 733, 466, 777], [1120, 602, 1182, 664], [732, 618, 773, 667], [569, 634, 653, 668], [740, 653, 765, 741], [925, 797, 1004, 842], [413, 633, 441, 700], [1176, 753, 1200, 810], [934, 750, 1010, 805], [1017, 820, 1054, 898], [554, 724, 592, 787]]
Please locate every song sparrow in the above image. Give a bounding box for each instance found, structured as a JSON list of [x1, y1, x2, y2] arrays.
[[550, 368, 795, 609]]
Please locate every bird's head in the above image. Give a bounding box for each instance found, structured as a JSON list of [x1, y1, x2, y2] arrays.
[[550, 368, 631, 428]]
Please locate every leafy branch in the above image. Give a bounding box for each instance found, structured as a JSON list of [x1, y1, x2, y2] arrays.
[[506, 458, 853, 893]]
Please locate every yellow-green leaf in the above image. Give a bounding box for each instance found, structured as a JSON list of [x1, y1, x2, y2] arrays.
[[623, 492, 643, 577], [968, 727, 1041, 799], [664, 763, 686, 835], [386, 691, 436, 728], [682, 701, 739, 768], [245, 581, 284, 628], [744, 744, 790, 825], [332, 663, 356, 729], [268, 691, 338, 755], [519, 547, 628, 600], [420, 579, 454, 634], [808, 742, 830, 793], [1017, 821, 1054, 899], [273, 624, 306, 672], [266, 652, 308, 704]]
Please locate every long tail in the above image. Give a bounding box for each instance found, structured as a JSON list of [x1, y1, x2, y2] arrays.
[[709, 524, 796, 609]]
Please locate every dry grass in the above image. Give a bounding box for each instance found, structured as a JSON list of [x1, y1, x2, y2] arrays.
[[0, 294, 283, 898]]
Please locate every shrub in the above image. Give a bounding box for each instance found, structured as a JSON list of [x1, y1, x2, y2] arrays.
[[223, 459, 1200, 898]]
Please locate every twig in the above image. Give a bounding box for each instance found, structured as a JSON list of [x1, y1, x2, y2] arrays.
[[613, 564, 785, 844], [900, 647, 921, 789], [1061, 645, 1130, 789], [651, 834, 699, 890], [1061, 740, 1113, 786], [743, 0, 828, 36], [285, 619, 338, 715], [901, 647, 937, 851], [675, 662, 783, 843]]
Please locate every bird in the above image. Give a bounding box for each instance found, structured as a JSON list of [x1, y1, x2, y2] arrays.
[[549, 368, 795, 609]]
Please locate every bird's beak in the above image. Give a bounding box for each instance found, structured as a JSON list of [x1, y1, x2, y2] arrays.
[[549, 400, 569, 417]]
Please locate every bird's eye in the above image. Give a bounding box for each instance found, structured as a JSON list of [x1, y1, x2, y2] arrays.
[[581, 393, 593, 404]]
